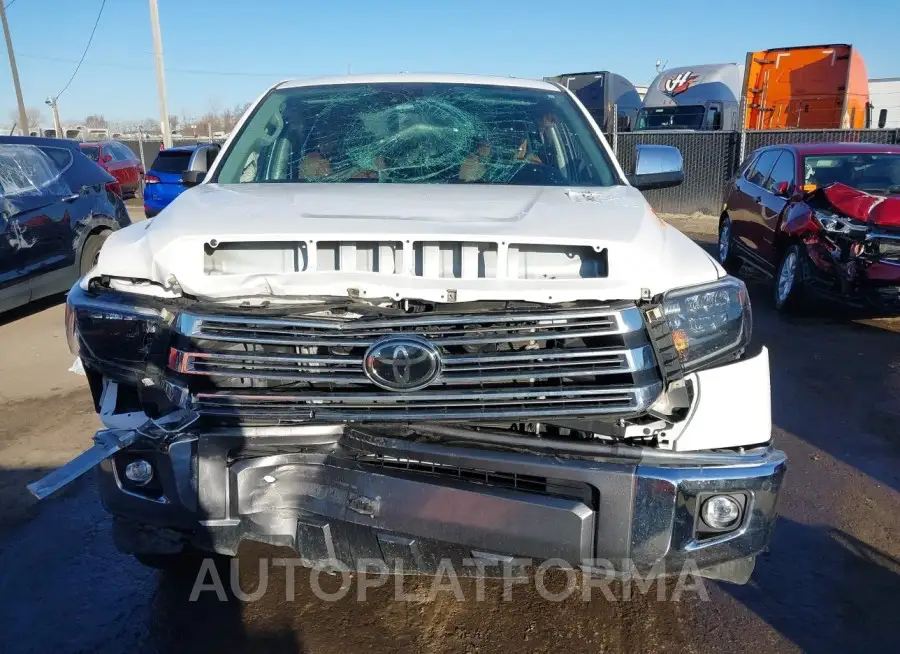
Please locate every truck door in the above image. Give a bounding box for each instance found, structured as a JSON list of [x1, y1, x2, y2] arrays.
[[705, 102, 723, 130]]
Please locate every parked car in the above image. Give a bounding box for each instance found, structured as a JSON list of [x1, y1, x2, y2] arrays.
[[143, 144, 220, 218], [78, 140, 144, 199], [32, 74, 785, 586], [719, 142, 900, 311], [0, 136, 131, 313]]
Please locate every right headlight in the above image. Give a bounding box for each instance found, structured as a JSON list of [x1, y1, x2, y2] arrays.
[[661, 276, 752, 372]]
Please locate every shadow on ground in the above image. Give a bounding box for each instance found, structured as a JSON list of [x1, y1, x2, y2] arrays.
[[0, 294, 65, 328], [724, 516, 900, 653]]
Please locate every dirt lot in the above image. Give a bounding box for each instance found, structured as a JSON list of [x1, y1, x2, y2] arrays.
[[0, 210, 898, 654]]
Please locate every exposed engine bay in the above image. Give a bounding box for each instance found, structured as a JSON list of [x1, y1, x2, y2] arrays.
[[784, 183, 900, 305]]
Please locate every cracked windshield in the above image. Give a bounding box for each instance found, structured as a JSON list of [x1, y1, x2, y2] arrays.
[[214, 82, 617, 186]]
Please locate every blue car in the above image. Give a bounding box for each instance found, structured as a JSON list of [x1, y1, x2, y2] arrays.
[[143, 144, 220, 218]]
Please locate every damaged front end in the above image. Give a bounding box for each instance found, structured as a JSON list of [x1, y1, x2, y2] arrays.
[[786, 183, 900, 309], [31, 275, 784, 584]]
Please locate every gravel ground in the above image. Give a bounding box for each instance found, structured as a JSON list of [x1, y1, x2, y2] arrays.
[[0, 211, 898, 654]]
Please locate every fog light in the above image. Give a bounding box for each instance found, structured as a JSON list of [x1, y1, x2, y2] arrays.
[[124, 459, 154, 485], [701, 495, 742, 529]]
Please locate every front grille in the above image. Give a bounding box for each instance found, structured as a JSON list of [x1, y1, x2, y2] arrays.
[[169, 303, 662, 423]]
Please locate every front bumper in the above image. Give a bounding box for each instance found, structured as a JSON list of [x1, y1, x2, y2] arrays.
[[97, 426, 786, 582]]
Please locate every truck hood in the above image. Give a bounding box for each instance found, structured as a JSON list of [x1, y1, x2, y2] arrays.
[[94, 183, 721, 304]]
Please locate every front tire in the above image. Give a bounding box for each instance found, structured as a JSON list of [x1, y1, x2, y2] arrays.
[[79, 230, 111, 276], [774, 243, 808, 312], [718, 215, 743, 275]]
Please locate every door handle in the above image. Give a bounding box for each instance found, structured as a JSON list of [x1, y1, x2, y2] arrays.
[[62, 193, 81, 203]]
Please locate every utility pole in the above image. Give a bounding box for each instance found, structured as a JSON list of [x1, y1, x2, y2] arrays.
[[1, 1, 29, 136], [46, 97, 64, 138], [148, 0, 172, 148]]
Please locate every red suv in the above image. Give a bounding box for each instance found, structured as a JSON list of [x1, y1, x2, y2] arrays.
[[719, 142, 900, 312], [79, 141, 144, 199]]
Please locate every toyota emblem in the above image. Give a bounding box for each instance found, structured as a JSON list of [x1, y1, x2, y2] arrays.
[[363, 336, 441, 391]]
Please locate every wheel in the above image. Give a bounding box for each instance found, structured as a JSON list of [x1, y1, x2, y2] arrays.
[[718, 215, 743, 274], [774, 243, 808, 312], [79, 230, 111, 276]]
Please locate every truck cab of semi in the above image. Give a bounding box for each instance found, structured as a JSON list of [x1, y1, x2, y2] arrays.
[[545, 71, 643, 132], [635, 64, 743, 131]]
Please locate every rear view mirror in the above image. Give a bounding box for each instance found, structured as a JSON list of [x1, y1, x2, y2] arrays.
[[627, 145, 684, 191], [878, 109, 888, 129], [181, 144, 219, 188]]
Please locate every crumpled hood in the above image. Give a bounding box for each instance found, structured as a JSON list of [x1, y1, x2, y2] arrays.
[[94, 183, 721, 303], [820, 183, 900, 228]]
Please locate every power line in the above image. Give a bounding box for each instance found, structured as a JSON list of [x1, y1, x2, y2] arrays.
[[55, 0, 106, 99], [21, 52, 320, 79], [4, 1, 19, 10]]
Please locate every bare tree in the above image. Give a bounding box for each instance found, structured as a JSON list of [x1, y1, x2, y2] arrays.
[[168, 115, 179, 133], [140, 117, 161, 134], [84, 114, 107, 128], [8, 107, 45, 132]]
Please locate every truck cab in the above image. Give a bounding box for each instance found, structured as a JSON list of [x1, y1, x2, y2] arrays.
[[635, 64, 743, 131], [545, 71, 643, 132]]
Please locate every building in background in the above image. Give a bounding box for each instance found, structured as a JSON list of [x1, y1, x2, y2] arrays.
[[869, 78, 900, 128]]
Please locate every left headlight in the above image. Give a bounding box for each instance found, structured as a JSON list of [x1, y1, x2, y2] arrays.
[[662, 276, 752, 372], [66, 284, 174, 382]]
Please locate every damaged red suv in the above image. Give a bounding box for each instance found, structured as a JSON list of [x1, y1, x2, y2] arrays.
[[719, 143, 900, 312]]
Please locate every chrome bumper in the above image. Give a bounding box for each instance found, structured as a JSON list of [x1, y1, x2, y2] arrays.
[[95, 426, 786, 581]]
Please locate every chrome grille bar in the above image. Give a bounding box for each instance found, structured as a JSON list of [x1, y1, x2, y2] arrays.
[[191, 382, 661, 422], [169, 345, 655, 385], [169, 302, 660, 422]]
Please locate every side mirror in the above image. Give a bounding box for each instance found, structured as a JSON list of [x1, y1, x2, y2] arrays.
[[627, 145, 684, 191], [878, 109, 888, 129], [775, 181, 792, 197], [101, 154, 112, 163], [181, 170, 206, 187], [181, 144, 218, 187]]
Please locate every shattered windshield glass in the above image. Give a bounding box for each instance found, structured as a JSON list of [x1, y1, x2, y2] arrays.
[[0, 144, 71, 199], [804, 154, 900, 196], [214, 82, 617, 186]]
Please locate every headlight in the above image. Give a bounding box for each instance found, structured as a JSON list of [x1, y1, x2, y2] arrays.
[[815, 211, 868, 236], [662, 277, 751, 372], [66, 284, 173, 381]]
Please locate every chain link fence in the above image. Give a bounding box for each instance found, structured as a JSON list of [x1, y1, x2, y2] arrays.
[[117, 129, 900, 216], [610, 128, 900, 215]]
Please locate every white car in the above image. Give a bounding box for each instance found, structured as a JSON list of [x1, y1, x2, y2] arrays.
[[35, 74, 784, 584]]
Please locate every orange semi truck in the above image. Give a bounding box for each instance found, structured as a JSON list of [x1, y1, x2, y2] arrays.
[[743, 44, 869, 130]]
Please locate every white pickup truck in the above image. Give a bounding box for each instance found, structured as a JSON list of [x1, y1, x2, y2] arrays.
[[34, 74, 784, 584]]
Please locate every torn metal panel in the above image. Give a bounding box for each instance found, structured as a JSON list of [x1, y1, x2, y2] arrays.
[[27, 430, 139, 500]]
